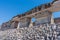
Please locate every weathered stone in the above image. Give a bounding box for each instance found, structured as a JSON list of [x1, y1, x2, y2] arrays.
[[0, 0, 60, 40]]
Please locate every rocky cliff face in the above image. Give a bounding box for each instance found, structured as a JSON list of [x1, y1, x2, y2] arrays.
[[1, 17, 60, 30], [0, 21, 15, 30], [54, 17, 60, 24], [0, 16, 19, 30]]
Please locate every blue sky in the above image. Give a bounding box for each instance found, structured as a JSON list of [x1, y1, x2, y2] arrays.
[[0, 0, 60, 25]]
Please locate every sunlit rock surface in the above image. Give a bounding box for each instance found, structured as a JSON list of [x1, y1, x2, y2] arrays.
[[0, 24, 60, 40], [0, 0, 60, 40]]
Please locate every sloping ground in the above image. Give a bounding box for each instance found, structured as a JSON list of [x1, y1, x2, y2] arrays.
[[0, 25, 60, 40], [0, 29, 17, 40]]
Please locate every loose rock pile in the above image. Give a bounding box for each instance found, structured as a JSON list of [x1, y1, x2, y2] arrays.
[[0, 24, 60, 40]]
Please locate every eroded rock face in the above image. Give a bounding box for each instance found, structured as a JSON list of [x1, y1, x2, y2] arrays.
[[0, 21, 17, 30], [1, 22, 10, 30], [54, 18, 60, 24], [1, 17, 60, 31], [0, 0, 59, 31]]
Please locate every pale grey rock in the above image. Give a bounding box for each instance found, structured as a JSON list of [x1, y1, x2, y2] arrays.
[[0, 24, 60, 40]]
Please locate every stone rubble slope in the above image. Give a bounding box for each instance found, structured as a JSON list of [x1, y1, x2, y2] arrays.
[[0, 25, 60, 40]]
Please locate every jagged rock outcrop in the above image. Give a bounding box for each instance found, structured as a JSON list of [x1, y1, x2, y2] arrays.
[[0, 0, 60, 40], [0, 21, 15, 30], [1, 17, 60, 31], [1, 0, 60, 30]]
